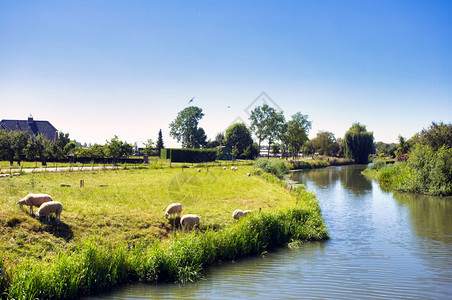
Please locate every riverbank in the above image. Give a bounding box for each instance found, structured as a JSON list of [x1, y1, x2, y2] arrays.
[[288, 156, 354, 170], [0, 166, 328, 299]]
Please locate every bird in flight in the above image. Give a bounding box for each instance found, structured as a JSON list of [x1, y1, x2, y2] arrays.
[[188, 97, 195, 104]]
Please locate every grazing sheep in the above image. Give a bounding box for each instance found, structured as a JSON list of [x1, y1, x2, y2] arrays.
[[165, 203, 183, 218], [246, 173, 251, 177], [197, 169, 201, 172], [36, 201, 63, 223], [223, 167, 226, 170], [243, 210, 252, 216], [180, 214, 200, 230], [231, 167, 238, 171], [16, 193, 53, 215], [232, 209, 244, 220]]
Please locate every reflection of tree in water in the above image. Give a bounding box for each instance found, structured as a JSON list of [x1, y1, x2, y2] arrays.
[[393, 192, 452, 243], [292, 165, 371, 196], [338, 165, 372, 196]]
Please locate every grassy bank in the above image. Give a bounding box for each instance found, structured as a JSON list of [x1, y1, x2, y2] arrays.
[[363, 145, 452, 196], [289, 156, 354, 170], [0, 165, 328, 299]]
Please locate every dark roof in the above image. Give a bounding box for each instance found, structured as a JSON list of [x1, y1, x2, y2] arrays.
[[1, 117, 58, 141]]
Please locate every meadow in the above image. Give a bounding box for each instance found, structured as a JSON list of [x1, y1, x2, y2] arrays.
[[0, 164, 328, 299]]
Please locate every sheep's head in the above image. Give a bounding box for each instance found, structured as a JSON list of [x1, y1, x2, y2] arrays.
[[16, 199, 25, 207]]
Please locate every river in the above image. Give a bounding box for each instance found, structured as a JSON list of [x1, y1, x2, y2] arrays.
[[86, 165, 452, 299]]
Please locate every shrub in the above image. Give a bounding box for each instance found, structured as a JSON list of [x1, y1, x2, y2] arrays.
[[253, 158, 289, 179]]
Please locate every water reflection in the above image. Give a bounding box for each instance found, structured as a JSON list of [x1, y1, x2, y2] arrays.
[[392, 192, 452, 243], [291, 165, 372, 196]]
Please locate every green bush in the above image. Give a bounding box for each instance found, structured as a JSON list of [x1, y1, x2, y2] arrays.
[[253, 158, 289, 179], [161, 148, 217, 163], [364, 144, 452, 196]]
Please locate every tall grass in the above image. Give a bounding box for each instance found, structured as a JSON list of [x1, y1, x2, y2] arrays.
[[253, 158, 289, 179], [6, 202, 328, 299], [363, 144, 452, 196]]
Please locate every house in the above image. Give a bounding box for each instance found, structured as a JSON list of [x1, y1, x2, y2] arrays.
[[0, 115, 58, 141]]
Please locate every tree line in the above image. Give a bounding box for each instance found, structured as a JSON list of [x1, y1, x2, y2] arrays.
[[0, 130, 164, 166], [169, 104, 376, 163]]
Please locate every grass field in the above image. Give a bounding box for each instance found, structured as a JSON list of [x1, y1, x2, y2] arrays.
[[0, 164, 327, 298], [1, 165, 306, 263]]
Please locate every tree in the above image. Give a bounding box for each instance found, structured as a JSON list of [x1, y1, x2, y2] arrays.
[[156, 129, 164, 156], [281, 112, 311, 159], [169, 106, 204, 148], [224, 123, 255, 159], [194, 127, 208, 148], [249, 104, 285, 157], [271, 143, 281, 156], [309, 131, 339, 156], [25, 134, 52, 166], [418, 121, 452, 150], [341, 123, 375, 163], [141, 139, 156, 156], [57, 132, 71, 151], [105, 136, 133, 163]]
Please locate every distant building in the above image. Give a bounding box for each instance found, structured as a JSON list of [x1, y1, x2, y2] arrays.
[[0, 115, 58, 141]]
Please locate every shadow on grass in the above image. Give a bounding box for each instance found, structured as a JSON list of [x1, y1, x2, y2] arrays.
[[40, 219, 74, 242]]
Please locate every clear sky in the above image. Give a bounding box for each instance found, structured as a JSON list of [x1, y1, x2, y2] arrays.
[[1, 1, 451, 147]]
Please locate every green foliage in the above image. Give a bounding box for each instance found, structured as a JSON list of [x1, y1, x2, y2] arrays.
[[307, 131, 339, 156], [0, 253, 7, 298], [374, 141, 397, 158], [418, 121, 452, 150], [105, 136, 133, 162], [141, 139, 156, 156], [341, 123, 375, 164], [224, 123, 255, 159], [156, 129, 164, 156], [162, 148, 217, 163], [364, 144, 452, 196], [169, 106, 205, 148], [249, 104, 286, 154], [280, 112, 311, 159], [253, 158, 289, 179]]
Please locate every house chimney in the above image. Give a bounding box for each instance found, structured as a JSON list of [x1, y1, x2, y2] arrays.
[[28, 114, 34, 124]]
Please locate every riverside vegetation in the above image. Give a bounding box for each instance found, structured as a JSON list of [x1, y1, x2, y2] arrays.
[[0, 164, 328, 299]]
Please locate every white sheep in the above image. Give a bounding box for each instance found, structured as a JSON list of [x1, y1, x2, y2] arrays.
[[232, 209, 244, 220], [16, 193, 53, 215], [180, 214, 201, 230], [36, 201, 63, 223], [231, 167, 238, 171], [197, 169, 201, 172], [243, 210, 252, 216], [223, 167, 226, 170], [246, 173, 251, 177], [165, 203, 183, 218]]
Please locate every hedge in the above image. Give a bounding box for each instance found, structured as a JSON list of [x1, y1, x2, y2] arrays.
[[160, 148, 217, 163]]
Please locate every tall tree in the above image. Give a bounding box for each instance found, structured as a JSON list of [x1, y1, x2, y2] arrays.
[[249, 104, 285, 156], [25, 134, 52, 166], [194, 127, 208, 148], [156, 129, 164, 156], [169, 106, 204, 148], [341, 123, 375, 163], [309, 131, 339, 156], [281, 112, 311, 159], [224, 123, 255, 159], [57, 132, 71, 151]]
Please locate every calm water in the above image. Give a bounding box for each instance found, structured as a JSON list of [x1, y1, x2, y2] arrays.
[[87, 165, 452, 299]]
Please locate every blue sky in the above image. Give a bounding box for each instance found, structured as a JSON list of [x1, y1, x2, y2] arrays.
[[1, 1, 451, 147]]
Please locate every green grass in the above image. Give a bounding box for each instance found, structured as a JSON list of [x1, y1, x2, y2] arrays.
[[0, 164, 327, 299]]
